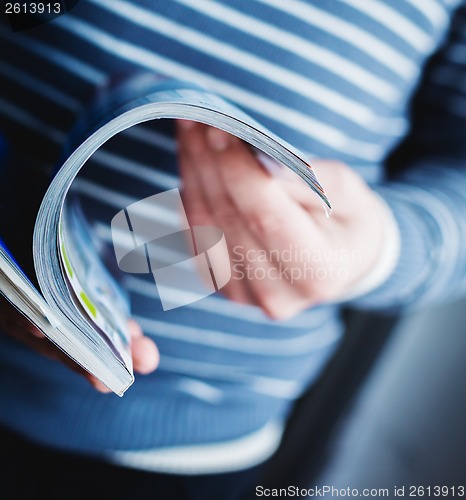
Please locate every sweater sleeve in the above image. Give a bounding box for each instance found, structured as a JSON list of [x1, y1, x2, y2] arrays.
[[349, 4, 466, 312]]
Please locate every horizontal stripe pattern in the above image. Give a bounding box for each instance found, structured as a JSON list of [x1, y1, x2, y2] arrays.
[[176, 0, 400, 102], [353, 1, 466, 310], [53, 15, 388, 161], [0, 0, 466, 473]]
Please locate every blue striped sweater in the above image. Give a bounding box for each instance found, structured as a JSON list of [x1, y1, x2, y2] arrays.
[[0, 0, 465, 473]]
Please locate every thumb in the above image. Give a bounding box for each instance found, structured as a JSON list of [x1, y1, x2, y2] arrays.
[[128, 319, 159, 375]]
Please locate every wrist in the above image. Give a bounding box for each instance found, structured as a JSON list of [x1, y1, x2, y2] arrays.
[[337, 193, 401, 302]]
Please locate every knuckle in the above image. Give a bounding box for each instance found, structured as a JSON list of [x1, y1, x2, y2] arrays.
[[260, 299, 302, 321], [309, 278, 334, 303], [258, 296, 282, 319], [215, 208, 243, 232], [298, 277, 319, 298], [257, 288, 296, 320], [248, 210, 284, 240]]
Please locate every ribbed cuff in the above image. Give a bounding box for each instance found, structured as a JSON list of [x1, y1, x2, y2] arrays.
[[337, 192, 401, 302], [347, 185, 437, 311]]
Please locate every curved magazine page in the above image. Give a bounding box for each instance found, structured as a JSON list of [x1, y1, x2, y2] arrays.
[[32, 78, 331, 395], [59, 199, 133, 369], [0, 244, 130, 396]]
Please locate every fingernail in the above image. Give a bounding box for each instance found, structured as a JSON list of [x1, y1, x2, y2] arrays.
[[207, 127, 230, 151], [177, 119, 195, 130]]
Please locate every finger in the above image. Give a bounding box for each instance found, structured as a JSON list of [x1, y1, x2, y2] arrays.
[[205, 128, 324, 301], [177, 121, 256, 304], [279, 177, 331, 219], [132, 334, 159, 375], [8, 321, 112, 391], [127, 318, 160, 374], [87, 377, 112, 393], [253, 149, 330, 216], [177, 120, 214, 227], [1, 300, 113, 392], [207, 127, 319, 246], [308, 160, 369, 218], [127, 318, 159, 374], [0, 303, 46, 339], [178, 124, 318, 316], [2, 312, 58, 358], [128, 318, 143, 338], [197, 126, 314, 316]]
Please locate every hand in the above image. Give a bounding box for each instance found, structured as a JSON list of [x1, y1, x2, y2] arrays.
[[0, 298, 159, 393], [176, 120, 389, 319]]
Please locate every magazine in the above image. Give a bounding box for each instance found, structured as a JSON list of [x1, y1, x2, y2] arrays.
[[0, 76, 331, 396]]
